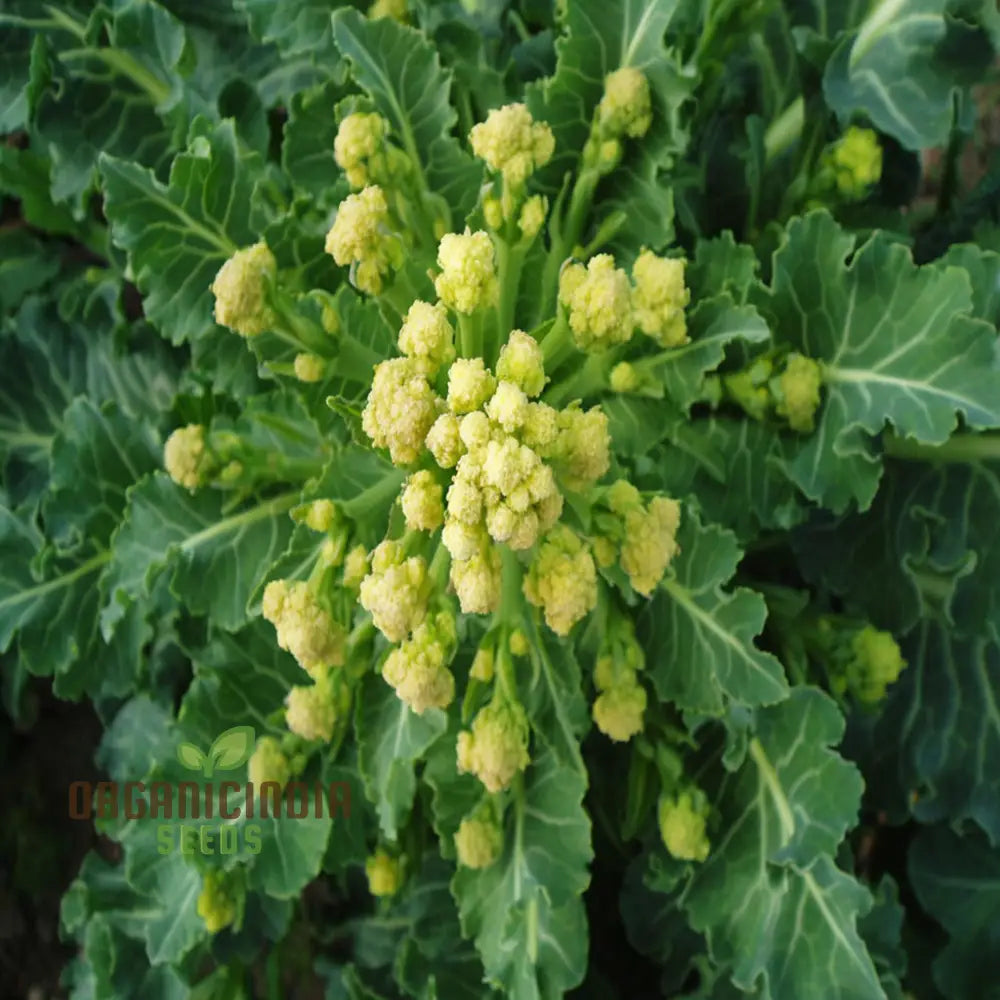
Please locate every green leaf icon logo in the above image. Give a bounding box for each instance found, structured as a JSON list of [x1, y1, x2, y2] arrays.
[[208, 726, 256, 775], [177, 742, 207, 772]]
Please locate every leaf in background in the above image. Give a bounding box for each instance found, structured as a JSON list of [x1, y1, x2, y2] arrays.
[[859, 875, 908, 1000], [452, 748, 592, 998], [639, 505, 788, 715], [331, 8, 482, 224], [101, 474, 298, 636], [909, 825, 1000, 1000], [687, 231, 761, 305], [100, 118, 262, 345], [356, 673, 447, 840], [682, 688, 881, 998], [282, 79, 349, 202], [0, 229, 60, 312], [35, 1, 187, 205], [873, 621, 1000, 842], [235, 0, 342, 62], [823, 0, 993, 151], [754, 210, 1000, 512]]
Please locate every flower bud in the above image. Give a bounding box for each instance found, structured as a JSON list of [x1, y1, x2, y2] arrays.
[[435, 229, 498, 314], [658, 790, 710, 862], [211, 242, 277, 337], [455, 813, 503, 869], [365, 849, 403, 896]]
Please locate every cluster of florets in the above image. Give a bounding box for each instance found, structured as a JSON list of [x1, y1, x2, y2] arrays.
[[602, 481, 682, 596], [469, 103, 555, 186], [774, 353, 823, 433], [164, 424, 217, 491], [211, 242, 277, 337], [358, 539, 428, 642], [844, 625, 907, 704], [454, 806, 503, 869], [658, 789, 711, 863], [632, 250, 690, 348], [523, 524, 598, 636], [334, 112, 387, 189], [457, 698, 531, 792], [247, 736, 292, 789], [558, 248, 691, 355], [381, 611, 456, 713], [197, 870, 238, 934], [435, 229, 499, 313], [597, 67, 653, 140], [559, 255, 634, 352], [285, 669, 342, 742], [362, 357, 440, 465], [365, 849, 403, 896], [398, 299, 456, 372], [591, 622, 647, 742], [827, 125, 882, 199], [325, 185, 403, 295], [261, 579, 346, 677]]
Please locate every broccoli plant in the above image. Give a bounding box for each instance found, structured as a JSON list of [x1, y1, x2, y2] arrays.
[[2, 0, 1000, 998]]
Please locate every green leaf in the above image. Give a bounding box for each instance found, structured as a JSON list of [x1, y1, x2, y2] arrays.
[[874, 621, 1000, 841], [100, 118, 261, 344], [859, 876, 908, 1000], [823, 0, 993, 151], [331, 7, 482, 224], [102, 474, 298, 636], [356, 673, 447, 840], [682, 688, 881, 998], [452, 748, 592, 999], [235, 0, 341, 61], [754, 210, 1000, 512], [687, 231, 761, 305], [282, 79, 348, 201], [661, 295, 771, 413], [177, 741, 208, 771], [43, 398, 161, 555], [210, 725, 256, 770], [909, 825, 1000, 1000], [0, 229, 60, 312], [640, 505, 788, 715]]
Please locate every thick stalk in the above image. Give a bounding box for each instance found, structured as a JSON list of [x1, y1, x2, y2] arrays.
[[883, 431, 1000, 464]]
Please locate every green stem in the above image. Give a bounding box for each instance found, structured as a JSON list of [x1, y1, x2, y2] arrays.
[[763, 97, 805, 164], [545, 352, 611, 407], [57, 48, 172, 107], [535, 167, 600, 325], [495, 238, 526, 361], [458, 312, 484, 360], [499, 544, 524, 627], [538, 313, 577, 375], [883, 431, 1000, 464]]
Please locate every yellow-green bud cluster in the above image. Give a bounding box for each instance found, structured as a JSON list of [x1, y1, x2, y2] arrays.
[[591, 631, 647, 742], [362, 357, 441, 465], [261, 579, 345, 677], [457, 699, 530, 792], [845, 625, 907, 703], [469, 103, 555, 186], [359, 539, 428, 642], [597, 67, 652, 140], [434, 229, 498, 314], [398, 299, 456, 373], [658, 790, 711, 863], [211, 242, 277, 337], [829, 126, 882, 199], [723, 359, 773, 422], [381, 610, 456, 713], [342, 544, 369, 590], [325, 185, 402, 295], [619, 495, 682, 596], [425, 412, 464, 469], [197, 870, 238, 934], [301, 499, 337, 533], [365, 849, 403, 896], [775, 353, 822, 433], [454, 809, 503, 869], [518, 195, 548, 241], [469, 645, 495, 682], [496, 329, 546, 397], [164, 424, 217, 491], [401, 470, 445, 532], [559, 254, 635, 352], [334, 112, 387, 189], [247, 736, 292, 789], [523, 524, 598, 636], [550, 405, 612, 490], [632, 250, 690, 348], [285, 669, 341, 742], [293, 352, 326, 383]]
